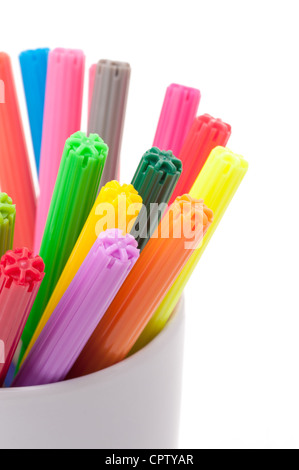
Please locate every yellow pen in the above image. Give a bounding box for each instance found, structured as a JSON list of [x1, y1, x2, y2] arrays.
[[131, 146, 248, 352], [19, 181, 142, 367]]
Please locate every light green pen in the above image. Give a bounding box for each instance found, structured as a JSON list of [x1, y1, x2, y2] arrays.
[[0, 193, 16, 258], [17, 131, 108, 369]]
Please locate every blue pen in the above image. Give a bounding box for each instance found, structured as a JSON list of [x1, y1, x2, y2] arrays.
[[19, 48, 49, 175]]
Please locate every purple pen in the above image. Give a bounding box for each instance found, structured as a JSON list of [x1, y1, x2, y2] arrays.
[[13, 229, 139, 387]]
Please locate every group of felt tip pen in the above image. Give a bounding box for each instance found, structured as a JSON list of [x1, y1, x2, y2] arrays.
[[0, 47, 248, 388]]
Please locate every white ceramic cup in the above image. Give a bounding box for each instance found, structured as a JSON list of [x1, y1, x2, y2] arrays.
[[0, 299, 185, 449]]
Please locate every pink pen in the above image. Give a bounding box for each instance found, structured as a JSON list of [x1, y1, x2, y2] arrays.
[[169, 114, 232, 204], [34, 48, 85, 253], [0, 248, 45, 386], [153, 83, 200, 157]]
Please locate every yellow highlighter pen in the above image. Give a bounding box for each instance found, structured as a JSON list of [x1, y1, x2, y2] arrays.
[[131, 146, 248, 352]]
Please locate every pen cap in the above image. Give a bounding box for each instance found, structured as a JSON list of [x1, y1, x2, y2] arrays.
[[155, 194, 213, 248], [132, 147, 248, 351], [153, 83, 200, 157], [88, 60, 131, 187], [131, 147, 182, 249], [0, 248, 44, 293], [41, 130, 108, 261], [94, 180, 143, 236], [0, 53, 36, 250], [190, 146, 249, 214], [170, 114, 231, 204], [35, 48, 85, 252], [95, 228, 139, 269], [132, 147, 182, 204], [19, 48, 49, 173], [19, 180, 142, 367], [19, 132, 108, 359], [0, 193, 16, 258]]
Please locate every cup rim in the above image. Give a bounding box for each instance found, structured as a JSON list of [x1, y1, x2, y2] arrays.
[[0, 297, 184, 398]]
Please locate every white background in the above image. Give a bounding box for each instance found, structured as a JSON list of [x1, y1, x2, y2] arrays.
[[1, 0, 299, 449]]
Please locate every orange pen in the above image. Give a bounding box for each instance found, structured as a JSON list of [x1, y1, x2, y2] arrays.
[[0, 53, 36, 249], [68, 195, 213, 378]]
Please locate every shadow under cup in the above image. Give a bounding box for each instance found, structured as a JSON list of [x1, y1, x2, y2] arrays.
[[0, 299, 185, 449]]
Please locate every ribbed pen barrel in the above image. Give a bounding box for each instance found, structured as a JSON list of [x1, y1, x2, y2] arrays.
[[13, 229, 139, 387], [34, 48, 85, 253], [19, 181, 142, 367], [131, 147, 182, 250], [68, 195, 213, 378], [0, 248, 44, 386], [19, 48, 49, 174], [88, 60, 131, 188], [18, 132, 108, 365], [132, 146, 248, 352], [153, 84, 200, 157], [0, 53, 36, 250], [170, 114, 231, 204], [0, 193, 16, 258]]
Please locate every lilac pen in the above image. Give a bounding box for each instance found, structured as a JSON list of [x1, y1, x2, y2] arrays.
[[13, 229, 139, 387]]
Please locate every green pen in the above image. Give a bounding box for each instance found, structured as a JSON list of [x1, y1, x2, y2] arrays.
[[17, 131, 108, 367]]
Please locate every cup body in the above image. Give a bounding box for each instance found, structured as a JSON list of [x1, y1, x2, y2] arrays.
[[0, 300, 185, 449]]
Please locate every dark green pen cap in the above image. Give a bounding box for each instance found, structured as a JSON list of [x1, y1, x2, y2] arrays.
[[131, 147, 182, 250]]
